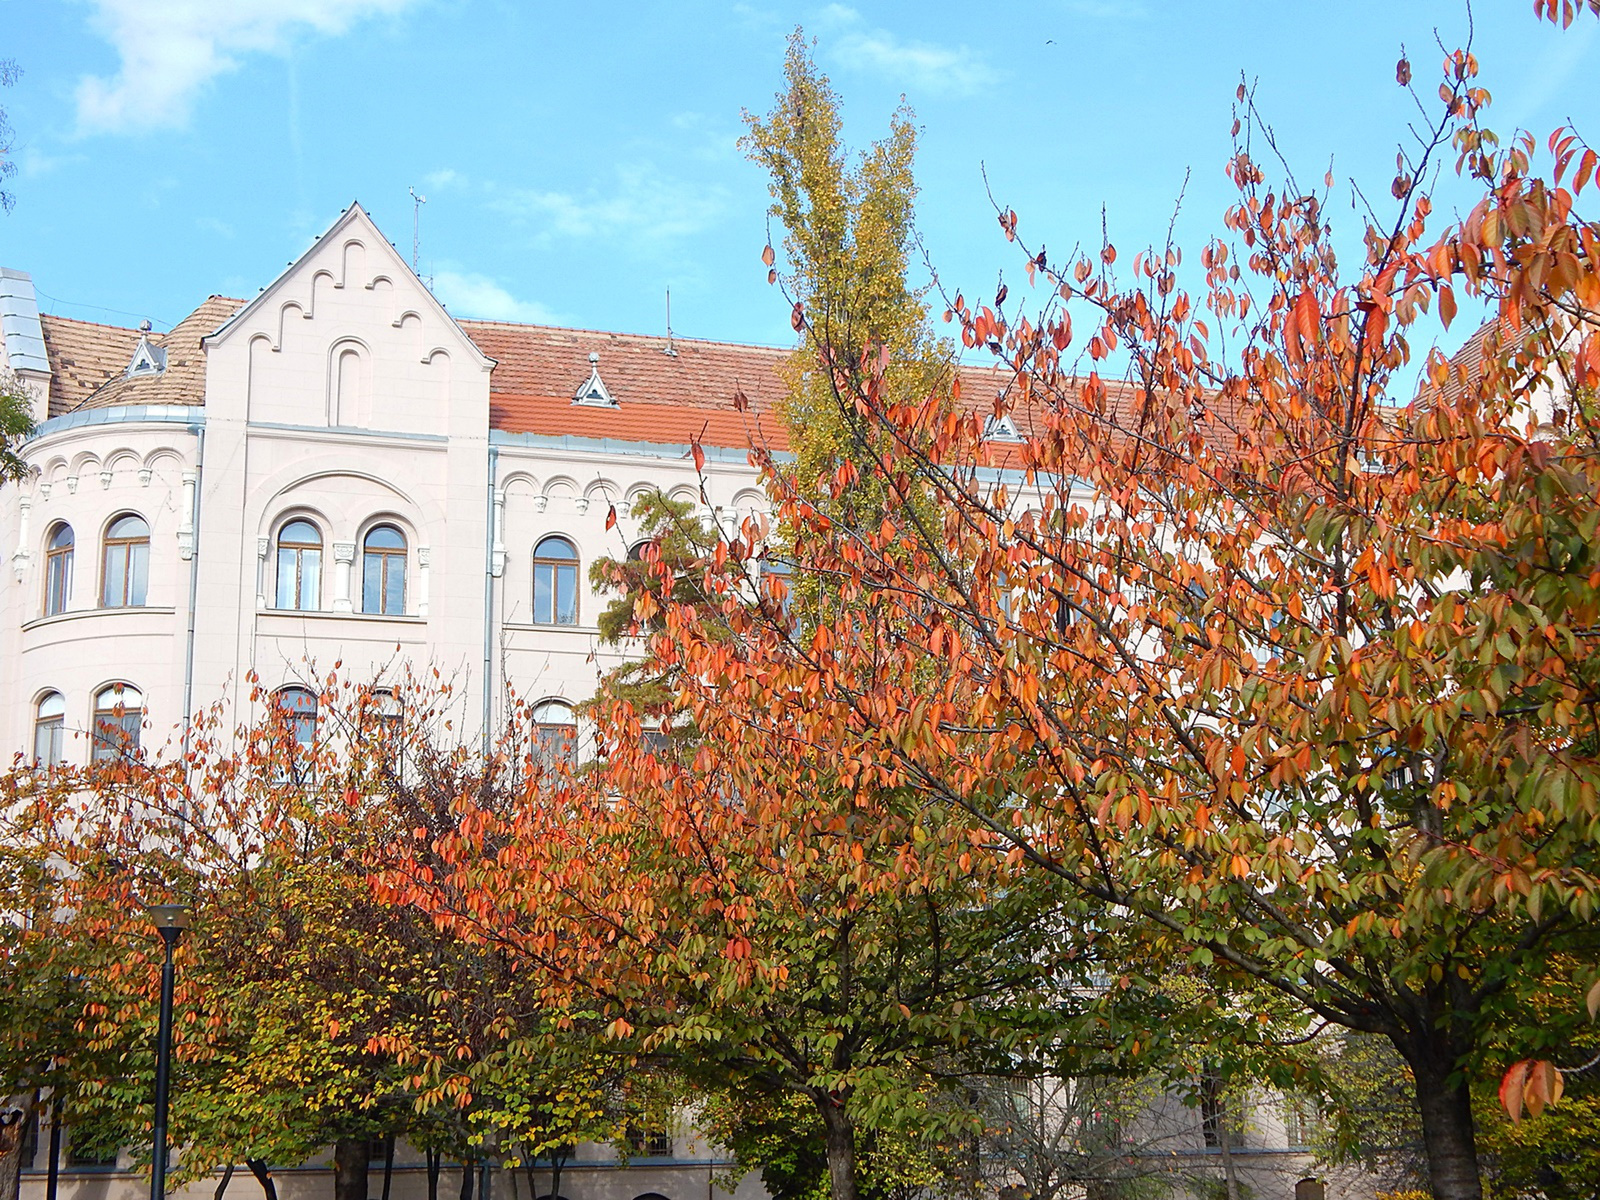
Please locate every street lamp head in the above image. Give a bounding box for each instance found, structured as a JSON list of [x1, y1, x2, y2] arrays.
[[147, 903, 193, 933]]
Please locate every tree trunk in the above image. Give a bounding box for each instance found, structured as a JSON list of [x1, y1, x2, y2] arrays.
[[426, 1150, 441, 1200], [459, 1161, 474, 1200], [333, 1138, 371, 1200], [245, 1158, 280, 1200], [813, 1095, 859, 1200], [215, 1163, 237, 1200], [1215, 1102, 1242, 1200], [1399, 1031, 1483, 1200], [0, 1092, 38, 1200], [1412, 1064, 1482, 1200], [380, 1136, 395, 1200], [44, 1102, 60, 1200]]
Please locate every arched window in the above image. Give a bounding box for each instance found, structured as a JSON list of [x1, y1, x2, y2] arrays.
[[363, 687, 404, 756], [533, 536, 579, 625], [275, 520, 323, 610], [100, 514, 150, 607], [34, 692, 66, 766], [91, 683, 143, 761], [531, 699, 577, 768], [361, 525, 407, 615], [274, 686, 318, 750], [43, 523, 73, 616]]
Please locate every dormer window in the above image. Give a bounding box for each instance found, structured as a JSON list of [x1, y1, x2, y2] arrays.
[[573, 351, 617, 407], [125, 323, 167, 378], [983, 412, 1023, 442]]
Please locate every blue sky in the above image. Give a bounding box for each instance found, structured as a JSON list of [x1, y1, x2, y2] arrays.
[[2, 0, 1596, 357]]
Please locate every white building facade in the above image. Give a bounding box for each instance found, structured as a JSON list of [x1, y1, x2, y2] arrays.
[[1, 205, 784, 772]]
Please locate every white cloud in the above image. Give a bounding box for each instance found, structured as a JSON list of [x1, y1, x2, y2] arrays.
[[429, 270, 564, 325], [15, 146, 88, 178], [820, 6, 998, 95], [490, 164, 730, 250], [73, 0, 422, 134]]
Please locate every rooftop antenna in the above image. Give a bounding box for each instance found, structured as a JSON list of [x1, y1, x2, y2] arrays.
[[408, 187, 427, 276], [663, 286, 678, 356]]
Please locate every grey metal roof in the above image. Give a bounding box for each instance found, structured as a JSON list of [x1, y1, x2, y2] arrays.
[[0, 267, 51, 375]]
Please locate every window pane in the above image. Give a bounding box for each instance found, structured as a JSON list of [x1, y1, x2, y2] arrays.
[[366, 525, 405, 550], [533, 562, 553, 624], [299, 550, 321, 610], [276, 548, 296, 608], [92, 689, 141, 760], [46, 551, 72, 615], [536, 536, 577, 561], [278, 689, 318, 748], [128, 542, 149, 606], [102, 547, 126, 607], [384, 558, 405, 615], [362, 552, 382, 612], [34, 717, 64, 766], [555, 563, 577, 625]]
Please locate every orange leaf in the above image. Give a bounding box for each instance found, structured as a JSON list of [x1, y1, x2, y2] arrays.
[[605, 504, 617, 531], [761, 243, 776, 266], [691, 440, 705, 473], [1576, 148, 1597, 195], [1500, 1060, 1531, 1122]]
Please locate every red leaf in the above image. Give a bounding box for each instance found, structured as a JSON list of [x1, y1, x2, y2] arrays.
[[790, 302, 805, 331], [1576, 148, 1598, 194], [691, 440, 705, 473], [605, 504, 617, 531], [1396, 57, 1411, 86], [732, 388, 750, 412], [1501, 1060, 1531, 1122]]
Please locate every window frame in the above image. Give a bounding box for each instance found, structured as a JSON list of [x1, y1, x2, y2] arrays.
[[531, 699, 578, 769], [275, 518, 324, 611], [43, 522, 74, 616], [100, 513, 151, 608], [91, 683, 143, 762], [273, 686, 320, 751], [532, 535, 580, 626], [34, 691, 66, 767], [360, 524, 408, 615]]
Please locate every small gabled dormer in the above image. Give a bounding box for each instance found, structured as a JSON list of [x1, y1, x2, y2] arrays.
[[573, 351, 618, 407], [125, 321, 167, 378], [983, 412, 1022, 442]]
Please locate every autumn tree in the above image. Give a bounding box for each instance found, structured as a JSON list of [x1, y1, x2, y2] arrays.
[[0, 674, 627, 1200], [742, 30, 953, 536], [574, 16, 1600, 1200], [389, 45, 1077, 1200]]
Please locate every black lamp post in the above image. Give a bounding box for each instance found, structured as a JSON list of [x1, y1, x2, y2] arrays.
[[147, 904, 191, 1200]]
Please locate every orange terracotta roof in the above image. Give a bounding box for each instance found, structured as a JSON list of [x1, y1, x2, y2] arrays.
[[39, 314, 143, 417], [461, 321, 794, 449], [39, 297, 241, 418]]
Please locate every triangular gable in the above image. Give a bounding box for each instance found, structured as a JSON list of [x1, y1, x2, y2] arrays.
[[202, 202, 493, 370], [573, 353, 619, 407], [125, 332, 167, 377]]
